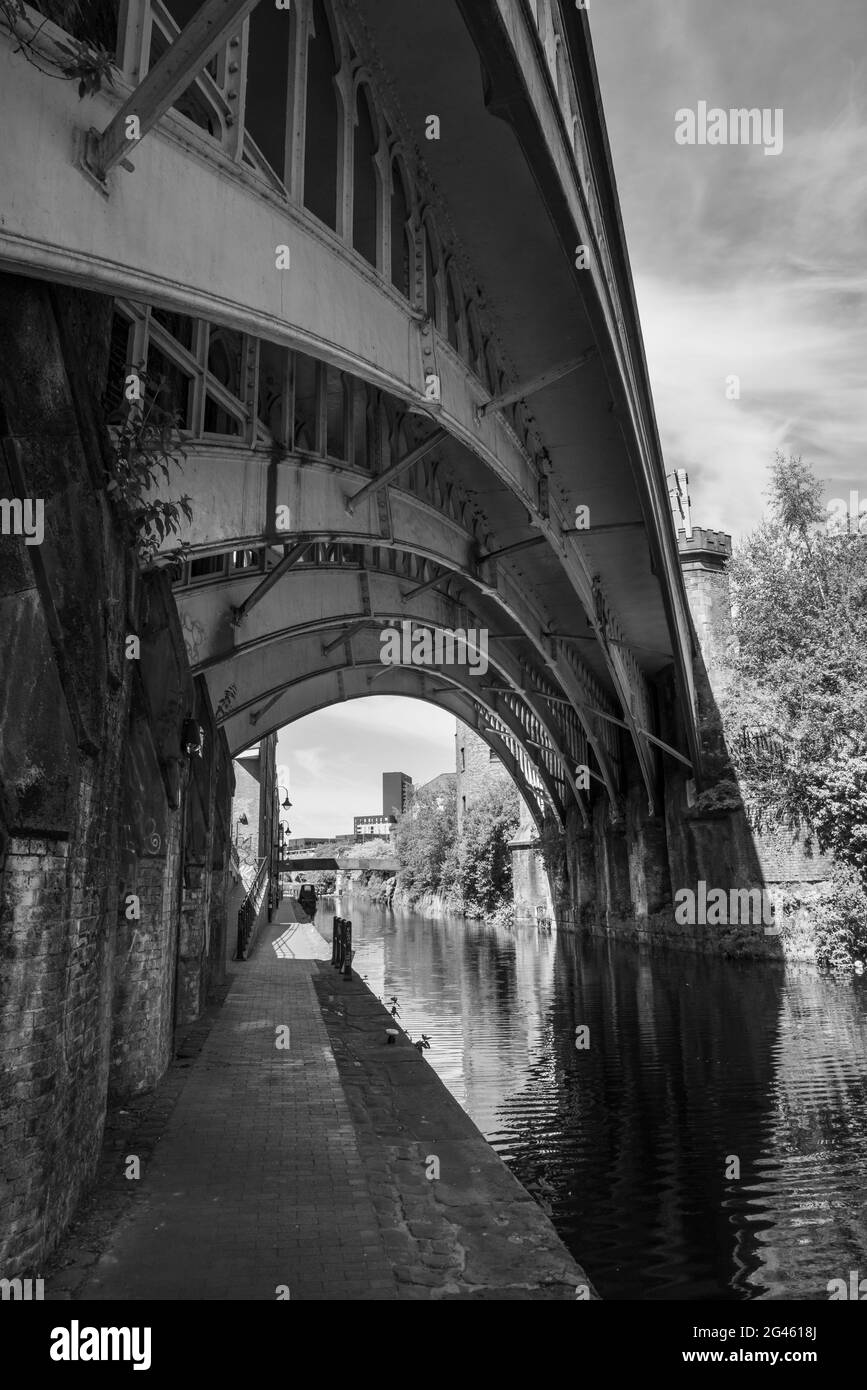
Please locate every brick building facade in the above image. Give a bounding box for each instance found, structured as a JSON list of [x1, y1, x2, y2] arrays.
[[454, 723, 553, 922]]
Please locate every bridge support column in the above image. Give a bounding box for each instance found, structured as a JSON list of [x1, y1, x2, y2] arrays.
[[563, 809, 598, 930], [111, 719, 184, 1100], [592, 797, 632, 931], [509, 799, 553, 924], [623, 750, 671, 943]]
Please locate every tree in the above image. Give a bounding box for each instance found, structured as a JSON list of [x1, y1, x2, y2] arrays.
[[722, 453, 867, 905], [394, 781, 457, 903], [451, 773, 520, 916]]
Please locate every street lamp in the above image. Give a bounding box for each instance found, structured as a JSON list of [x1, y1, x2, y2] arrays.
[[235, 812, 248, 845], [276, 783, 292, 809]]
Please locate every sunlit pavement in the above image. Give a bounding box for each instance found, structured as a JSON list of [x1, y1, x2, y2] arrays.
[[76, 912, 398, 1301], [58, 899, 592, 1301]]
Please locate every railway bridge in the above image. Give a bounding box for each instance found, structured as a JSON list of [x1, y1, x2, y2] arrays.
[[0, 0, 763, 1276]]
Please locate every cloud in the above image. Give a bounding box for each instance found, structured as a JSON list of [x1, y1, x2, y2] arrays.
[[275, 698, 457, 837], [590, 0, 867, 538]]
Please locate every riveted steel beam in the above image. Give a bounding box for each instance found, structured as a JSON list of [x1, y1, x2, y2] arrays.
[[474, 346, 596, 421], [82, 0, 262, 182], [231, 541, 311, 626], [344, 430, 448, 515]]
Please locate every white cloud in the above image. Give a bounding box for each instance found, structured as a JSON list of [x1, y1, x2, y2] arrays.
[[275, 698, 457, 837]]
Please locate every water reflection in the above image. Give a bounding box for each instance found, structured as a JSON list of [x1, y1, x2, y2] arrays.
[[328, 893, 867, 1300]]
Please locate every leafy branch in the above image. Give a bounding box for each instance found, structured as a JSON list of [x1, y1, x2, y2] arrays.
[[103, 366, 193, 570], [0, 0, 116, 96]]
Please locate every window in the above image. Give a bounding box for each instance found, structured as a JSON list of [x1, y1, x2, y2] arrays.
[[353, 85, 379, 267], [145, 342, 194, 430], [304, 0, 340, 230], [460, 748, 465, 772], [208, 327, 243, 399], [31, 0, 117, 49], [293, 352, 319, 451], [149, 10, 220, 138], [190, 555, 226, 582], [390, 160, 411, 297], [151, 306, 195, 353], [325, 365, 347, 459], [246, 2, 292, 182], [446, 266, 460, 351], [424, 224, 438, 324], [257, 341, 289, 442], [352, 378, 372, 470]]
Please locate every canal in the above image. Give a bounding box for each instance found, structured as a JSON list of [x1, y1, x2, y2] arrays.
[[323, 894, 867, 1301]]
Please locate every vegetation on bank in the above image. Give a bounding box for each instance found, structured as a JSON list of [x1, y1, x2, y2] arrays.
[[721, 454, 867, 968], [393, 774, 520, 923]]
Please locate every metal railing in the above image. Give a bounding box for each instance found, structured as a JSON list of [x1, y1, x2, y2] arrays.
[[331, 916, 353, 980], [235, 857, 268, 961]]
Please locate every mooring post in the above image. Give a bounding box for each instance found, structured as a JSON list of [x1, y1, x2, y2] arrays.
[[342, 920, 353, 981], [331, 915, 340, 968]]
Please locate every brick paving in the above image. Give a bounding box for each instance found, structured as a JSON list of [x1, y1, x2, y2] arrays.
[[75, 902, 398, 1301], [45, 898, 595, 1301]]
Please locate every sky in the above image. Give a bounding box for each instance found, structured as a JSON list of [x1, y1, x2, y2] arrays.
[[278, 1, 867, 838], [276, 699, 457, 838], [590, 0, 867, 538]]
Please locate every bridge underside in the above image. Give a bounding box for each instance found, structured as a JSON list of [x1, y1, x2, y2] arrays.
[[0, 0, 702, 828], [0, 0, 773, 1285]]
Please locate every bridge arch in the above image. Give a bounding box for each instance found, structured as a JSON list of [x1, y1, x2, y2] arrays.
[[174, 555, 591, 816]]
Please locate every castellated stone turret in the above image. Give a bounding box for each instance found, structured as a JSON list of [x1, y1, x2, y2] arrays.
[[676, 526, 734, 691]]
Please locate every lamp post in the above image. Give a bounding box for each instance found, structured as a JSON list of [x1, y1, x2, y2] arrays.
[[234, 812, 248, 846], [272, 787, 292, 915]]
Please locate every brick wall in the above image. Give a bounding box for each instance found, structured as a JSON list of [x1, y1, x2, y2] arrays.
[[0, 274, 134, 1272], [455, 724, 514, 833], [0, 273, 233, 1275]]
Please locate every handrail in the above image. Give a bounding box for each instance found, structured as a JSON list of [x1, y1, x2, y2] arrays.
[[235, 856, 268, 960]]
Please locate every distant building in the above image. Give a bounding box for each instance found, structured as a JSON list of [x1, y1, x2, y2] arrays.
[[454, 720, 553, 924], [382, 771, 412, 818], [283, 833, 357, 851], [455, 724, 511, 833], [414, 772, 456, 809], [354, 814, 396, 842], [231, 735, 278, 874]]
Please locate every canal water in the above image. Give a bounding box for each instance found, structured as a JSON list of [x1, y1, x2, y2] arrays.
[[322, 895, 867, 1301]]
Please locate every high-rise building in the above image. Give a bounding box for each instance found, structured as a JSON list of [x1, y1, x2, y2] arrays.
[[382, 771, 412, 819]]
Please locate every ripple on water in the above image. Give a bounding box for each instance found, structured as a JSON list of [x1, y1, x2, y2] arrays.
[[343, 897, 867, 1300]]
